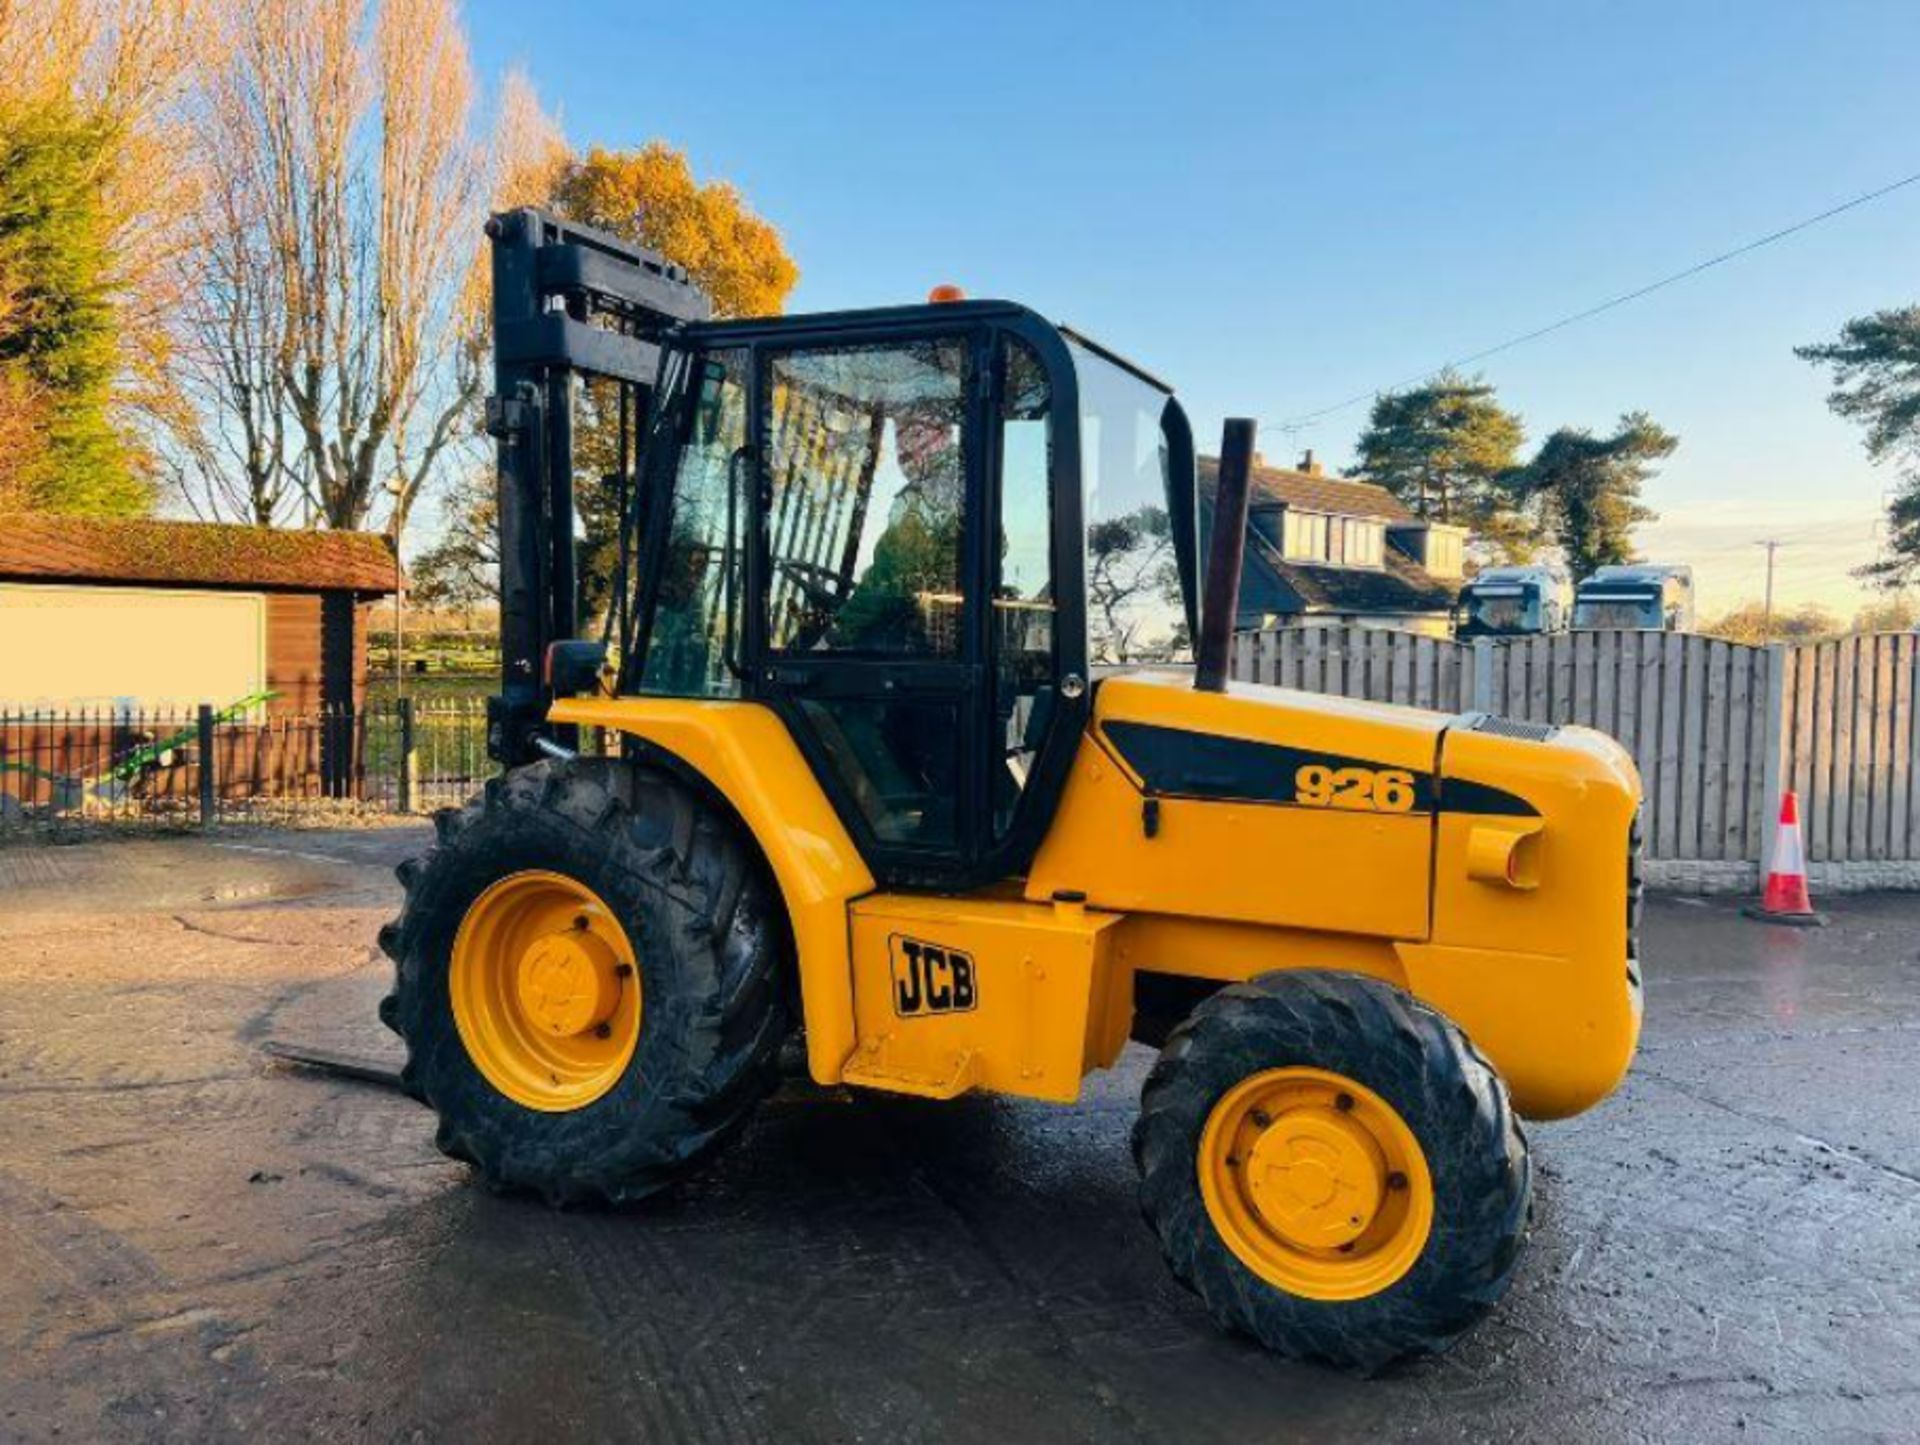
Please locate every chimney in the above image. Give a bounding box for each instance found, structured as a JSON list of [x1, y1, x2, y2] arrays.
[[1299, 449, 1323, 476]]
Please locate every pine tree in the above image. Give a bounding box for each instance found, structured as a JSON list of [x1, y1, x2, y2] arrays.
[[1353, 371, 1528, 546], [0, 100, 147, 515], [1510, 414, 1675, 579], [1797, 308, 1920, 589]]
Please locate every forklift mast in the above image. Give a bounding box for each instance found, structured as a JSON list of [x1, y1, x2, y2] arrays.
[[482, 208, 712, 767]]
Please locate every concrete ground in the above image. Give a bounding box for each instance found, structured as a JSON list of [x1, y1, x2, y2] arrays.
[[0, 830, 1915, 1444]]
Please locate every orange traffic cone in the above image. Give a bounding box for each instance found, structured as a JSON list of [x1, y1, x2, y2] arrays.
[[1742, 790, 1827, 926]]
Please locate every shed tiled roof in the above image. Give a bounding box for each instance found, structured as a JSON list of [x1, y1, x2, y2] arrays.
[[0, 515, 398, 594], [1199, 456, 1414, 522]]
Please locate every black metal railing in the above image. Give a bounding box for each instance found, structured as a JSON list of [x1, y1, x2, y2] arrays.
[[0, 698, 507, 834]]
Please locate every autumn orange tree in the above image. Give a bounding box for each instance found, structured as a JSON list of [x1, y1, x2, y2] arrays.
[[415, 142, 799, 618], [553, 144, 799, 319], [561, 146, 798, 622]]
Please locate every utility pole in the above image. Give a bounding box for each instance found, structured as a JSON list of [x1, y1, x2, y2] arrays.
[[1757, 539, 1784, 641]]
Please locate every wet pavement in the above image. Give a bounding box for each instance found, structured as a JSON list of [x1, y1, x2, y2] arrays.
[[1, 828, 1916, 1444]]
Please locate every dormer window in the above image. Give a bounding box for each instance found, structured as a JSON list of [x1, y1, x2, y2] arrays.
[[1281, 508, 1384, 568], [1282, 509, 1326, 561]]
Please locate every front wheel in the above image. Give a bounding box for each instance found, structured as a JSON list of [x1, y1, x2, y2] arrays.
[[379, 759, 791, 1205], [1132, 971, 1530, 1371]]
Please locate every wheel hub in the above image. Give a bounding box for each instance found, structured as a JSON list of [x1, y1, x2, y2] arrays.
[[1198, 1066, 1434, 1301], [449, 870, 643, 1112], [1243, 1107, 1384, 1249], [514, 927, 621, 1038]]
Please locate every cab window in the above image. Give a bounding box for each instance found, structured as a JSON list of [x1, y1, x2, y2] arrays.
[[764, 340, 969, 656], [1069, 339, 1188, 666], [637, 349, 748, 697], [995, 335, 1055, 838]]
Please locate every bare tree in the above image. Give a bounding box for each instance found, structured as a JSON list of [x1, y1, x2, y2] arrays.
[[169, 2, 564, 535], [164, 45, 300, 523], [3, 1, 562, 531]]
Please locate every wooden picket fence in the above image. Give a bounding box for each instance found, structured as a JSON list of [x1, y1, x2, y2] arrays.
[[1232, 626, 1920, 879]]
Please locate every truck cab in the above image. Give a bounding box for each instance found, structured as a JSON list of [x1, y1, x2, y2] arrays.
[[1456, 564, 1572, 637], [1572, 563, 1695, 633]]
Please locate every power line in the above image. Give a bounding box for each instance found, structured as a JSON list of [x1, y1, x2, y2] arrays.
[[1269, 166, 1920, 433]]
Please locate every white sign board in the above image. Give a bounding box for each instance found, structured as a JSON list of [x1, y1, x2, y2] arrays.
[[0, 584, 267, 714]]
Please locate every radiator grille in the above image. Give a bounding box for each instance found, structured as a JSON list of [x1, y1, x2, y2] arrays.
[[1460, 711, 1559, 743]]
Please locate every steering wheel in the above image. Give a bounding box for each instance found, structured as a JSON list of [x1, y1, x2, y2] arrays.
[[776, 558, 845, 611]]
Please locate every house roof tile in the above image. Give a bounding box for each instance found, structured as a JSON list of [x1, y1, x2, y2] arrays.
[[1197, 460, 1452, 620], [1269, 542, 1458, 614], [1199, 456, 1415, 521]]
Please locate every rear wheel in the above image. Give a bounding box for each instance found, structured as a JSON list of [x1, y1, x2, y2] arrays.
[[379, 759, 790, 1204], [1133, 970, 1530, 1371]]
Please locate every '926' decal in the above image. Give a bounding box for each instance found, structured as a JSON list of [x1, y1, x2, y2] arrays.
[[1294, 764, 1418, 813], [890, 935, 978, 1017]]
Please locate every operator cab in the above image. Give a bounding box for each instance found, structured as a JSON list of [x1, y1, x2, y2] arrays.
[[626, 302, 1199, 888]]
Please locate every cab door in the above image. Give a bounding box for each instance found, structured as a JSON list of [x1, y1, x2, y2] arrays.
[[752, 331, 988, 887], [749, 320, 1081, 890]]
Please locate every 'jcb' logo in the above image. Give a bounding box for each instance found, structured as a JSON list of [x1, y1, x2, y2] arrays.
[[890, 935, 977, 1017]]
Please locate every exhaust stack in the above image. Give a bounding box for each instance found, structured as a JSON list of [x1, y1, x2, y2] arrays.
[[1195, 417, 1257, 693]]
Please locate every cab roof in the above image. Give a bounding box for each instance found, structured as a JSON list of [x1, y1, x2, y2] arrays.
[[684, 301, 1175, 395]]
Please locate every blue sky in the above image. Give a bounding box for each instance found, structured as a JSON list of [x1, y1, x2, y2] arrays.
[[464, 0, 1920, 616]]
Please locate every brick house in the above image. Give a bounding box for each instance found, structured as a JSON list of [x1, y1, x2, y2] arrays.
[[1200, 452, 1464, 638]]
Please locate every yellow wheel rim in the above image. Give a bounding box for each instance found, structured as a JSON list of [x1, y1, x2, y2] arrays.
[[1198, 1067, 1433, 1302], [450, 870, 642, 1112]]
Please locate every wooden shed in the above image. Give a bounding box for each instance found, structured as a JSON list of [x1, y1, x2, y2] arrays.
[[0, 515, 397, 716], [0, 516, 397, 807]]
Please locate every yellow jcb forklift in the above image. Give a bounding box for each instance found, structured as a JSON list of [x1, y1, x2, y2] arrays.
[[381, 210, 1643, 1369]]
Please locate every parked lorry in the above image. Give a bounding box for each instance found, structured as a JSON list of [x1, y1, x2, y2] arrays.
[[1456, 565, 1572, 638], [1572, 564, 1695, 633]]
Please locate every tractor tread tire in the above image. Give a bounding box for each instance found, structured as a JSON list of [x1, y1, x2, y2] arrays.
[[378, 758, 789, 1206], [1132, 969, 1531, 1373]]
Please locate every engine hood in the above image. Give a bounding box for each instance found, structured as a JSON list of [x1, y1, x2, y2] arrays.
[[1092, 671, 1449, 791], [1086, 672, 1594, 824]]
